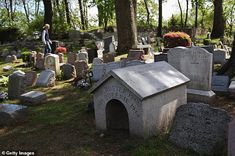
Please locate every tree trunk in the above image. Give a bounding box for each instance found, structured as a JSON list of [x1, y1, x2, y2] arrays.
[[43, 0, 53, 34], [115, 0, 138, 54], [195, 0, 198, 28], [157, 0, 162, 37], [184, 0, 189, 27], [218, 35, 235, 75], [64, 0, 71, 26], [144, 0, 150, 27], [177, 0, 183, 27], [211, 0, 224, 39], [78, 0, 85, 30], [22, 0, 30, 23]]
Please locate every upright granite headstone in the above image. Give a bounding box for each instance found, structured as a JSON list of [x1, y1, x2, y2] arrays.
[[36, 70, 55, 87], [78, 51, 88, 63], [167, 46, 215, 103], [92, 64, 106, 81], [25, 71, 37, 86], [44, 54, 60, 75], [8, 72, 26, 99], [67, 52, 78, 65], [61, 64, 76, 80], [214, 49, 226, 64], [35, 52, 45, 70], [74, 60, 89, 79], [92, 57, 103, 65], [211, 75, 229, 92], [169, 103, 231, 156], [104, 35, 115, 53]]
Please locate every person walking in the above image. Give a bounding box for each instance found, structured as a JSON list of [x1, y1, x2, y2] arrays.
[[42, 24, 52, 55]]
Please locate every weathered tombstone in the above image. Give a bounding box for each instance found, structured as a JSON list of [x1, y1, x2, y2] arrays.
[[127, 49, 144, 61], [31, 51, 37, 66], [0, 104, 27, 126], [92, 57, 103, 65], [229, 81, 235, 94], [78, 51, 88, 63], [154, 53, 168, 62], [5, 55, 12, 63], [104, 35, 115, 53], [87, 48, 98, 63], [167, 46, 215, 103], [74, 60, 89, 79], [92, 64, 106, 81], [214, 49, 226, 64], [109, 42, 116, 53], [57, 53, 64, 63], [67, 52, 78, 65], [125, 60, 145, 67], [91, 62, 189, 137], [11, 55, 18, 63], [35, 52, 45, 70], [3, 65, 13, 72], [228, 119, 235, 156], [211, 75, 229, 92], [103, 52, 115, 63], [44, 54, 60, 75], [105, 61, 122, 74], [25, 71, 37, 86], [20, 91, 47, 105], [61, 64, 76, 80], [169, 103, 231, 156], [8, 72, 26, 99], [36, 70, 56, 87]]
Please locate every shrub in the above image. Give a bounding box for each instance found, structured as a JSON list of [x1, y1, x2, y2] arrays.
[[163, 32, 192, 48], [0, 27, 22, 43], [21, 51, 32, 63]]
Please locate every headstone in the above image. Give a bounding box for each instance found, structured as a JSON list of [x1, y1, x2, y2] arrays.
[[92, 57, 103, 65], [25, 71, 37, 86], [125, 60, 145, 67], [31, 51, 37, 66], [167, 46, 215, 103], [36, 70, 56, 87], [127, 49, 144, 60], [5, 55, 12, 63], [3, 65, 13, 72], [91, 62, 189, 137], [20, 91, 47, 105], [154, 53, 168, 62], [67, 52, 78, 65], [228, 119, 235, 156], [44, 54, 60, 75], [78, 51, 88, 63], [92, 64, 106, 81], [58, 53, 64, 63], [109, 42, 116, 53], [35, 52, 45, 70], [211, 75, 229, 92], [229, 81, 235, 94], [103, 52, 115, 63], [104, 35, 115, 53], [8, 72, 26, 99], [0, 104, 27, 126], [74, 60, 89, 79], [169, 103, 231, 156], [214, 49, 226, 64], [61, 64, 76, 80], [87, 48, 98, 63], [11, 55, 18, 63]]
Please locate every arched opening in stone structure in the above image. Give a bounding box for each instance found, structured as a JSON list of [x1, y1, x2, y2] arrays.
[[106, 99, 129, 132]]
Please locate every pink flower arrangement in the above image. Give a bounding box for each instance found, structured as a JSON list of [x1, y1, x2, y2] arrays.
[[163, 32, 192, 48]]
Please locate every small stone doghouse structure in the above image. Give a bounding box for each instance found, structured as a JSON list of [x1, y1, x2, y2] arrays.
[[91, 62, 189, 137]]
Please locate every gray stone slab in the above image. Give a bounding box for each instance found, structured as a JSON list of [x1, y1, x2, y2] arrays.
[[212, 75, 229, 92], [3, 65, 13, 72], [125, 60, 145, 67], [154, 53, 168, 62], [8, 72, 26, 99], [92, 64, 106, 81], [168, 46, 213, 91], [214, 49, 226, 64], [228, 119, 235, 156], [187, 89, 216, 104], [36, 70, 55, 87], [61, 64, 76, 80], [0, 104, 27, 126], [44, 54, 60, 75], [104, 35, 115, 53], [20, 91, 47, 105], [169, 103, 231, 155], [229, 81, 235, 93]]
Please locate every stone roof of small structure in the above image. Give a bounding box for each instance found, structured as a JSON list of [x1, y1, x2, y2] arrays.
[[91, 61, 190, 100]]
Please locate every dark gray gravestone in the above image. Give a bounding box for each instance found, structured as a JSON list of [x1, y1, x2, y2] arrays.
[[8, 72, 26, 99], [154, 53, 168, 62], [228, 119, 235, 156], [20, 91, 47, 105], [211, 75, 229, 92], [61, 64, 76, 80], [0, 104, 27, 126], [104, 36, 115, 53], [169, 103, 231, 156], [229, 81, 235, 94]]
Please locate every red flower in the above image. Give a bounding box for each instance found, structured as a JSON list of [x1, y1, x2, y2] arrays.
[[56, 46, 67, 53]]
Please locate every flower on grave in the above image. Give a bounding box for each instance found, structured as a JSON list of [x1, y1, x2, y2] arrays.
[[163, 32, 192, 48], [56, 46, 67, 54]]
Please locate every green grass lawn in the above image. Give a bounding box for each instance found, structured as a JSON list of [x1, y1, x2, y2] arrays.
[[0, 57, 208, 156]]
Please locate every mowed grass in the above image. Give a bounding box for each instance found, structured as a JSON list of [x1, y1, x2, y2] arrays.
[[0, 58, 201, 156]]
